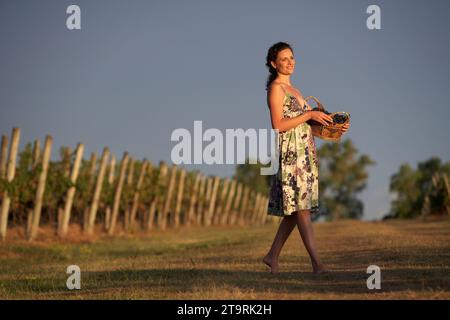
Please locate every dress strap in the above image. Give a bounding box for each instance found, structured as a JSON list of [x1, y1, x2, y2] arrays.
[[275, 82, 287, 94]]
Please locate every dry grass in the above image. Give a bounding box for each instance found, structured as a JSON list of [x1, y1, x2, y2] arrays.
[[0, 218, 449, 299]]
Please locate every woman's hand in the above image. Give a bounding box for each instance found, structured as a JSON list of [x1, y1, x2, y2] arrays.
[[340, 123, 350, 134], [308, 111, 333, 126]]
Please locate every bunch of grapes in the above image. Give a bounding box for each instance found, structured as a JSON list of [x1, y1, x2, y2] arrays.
[[332, 114, 348, 124], [311, 108, 349, 124]]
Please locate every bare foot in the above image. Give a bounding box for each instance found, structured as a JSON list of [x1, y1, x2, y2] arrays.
[[263, 254, 279, 274], [312, 263, 329, 274]]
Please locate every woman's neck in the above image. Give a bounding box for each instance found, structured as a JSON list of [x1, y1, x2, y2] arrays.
[[275, 75, 291, 86]]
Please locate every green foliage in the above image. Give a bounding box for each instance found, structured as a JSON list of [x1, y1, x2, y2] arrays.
[[233, 158, 271, 196], [317, 139, 375, 220], [1, 143, 40, 224], [388, 157, 450, 219]]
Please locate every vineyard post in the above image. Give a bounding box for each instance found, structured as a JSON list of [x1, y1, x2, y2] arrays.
[[173, 168, 186, 228], [108, 152, 129, 235], [255, 195, 266, 225], [205, 176, 220, 226], [0, 135, 8, 179], [238, 186, 250, 226], [251, 193, 261, 224], [130, 160, 149, 229], [161, 165, 177, 230], [214, 178, 229, 225], [86, 147, 110, 235], [124, 158, 135, 230], [220, 179, 236, 225], [83, 152, 98, 231], [156, 161, 168, 229], [31, 140, 41, 169], [26, 139, 41, 235], [257, 194, 266, 224], [186, 172, 200, 227], [0, 128, 20, 240], [104, 154, 116, 230], [28, 135, 52, 241], [56, 147, 72, 230], [229, 182, 243, 225], [254, 195, 263, 225], [261, 197, 269, 225], [58, 143, 84, 237], [146, 198, 157, 231], [202, 177, 213, 225], [196, 175, 206, 226]]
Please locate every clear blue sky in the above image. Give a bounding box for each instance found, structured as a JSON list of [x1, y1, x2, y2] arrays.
[[1, 0, 449, 220]]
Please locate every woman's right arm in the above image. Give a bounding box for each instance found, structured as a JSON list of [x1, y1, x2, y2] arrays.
[[267, 84, 333, 133]]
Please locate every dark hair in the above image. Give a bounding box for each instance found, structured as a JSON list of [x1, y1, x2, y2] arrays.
[[265, 42, 293, 91]]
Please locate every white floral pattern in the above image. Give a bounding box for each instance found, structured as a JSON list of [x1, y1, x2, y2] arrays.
[[267, 89, 320, 217]]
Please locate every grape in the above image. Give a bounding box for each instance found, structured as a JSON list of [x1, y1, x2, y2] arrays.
[[333, 114, 348, 124]]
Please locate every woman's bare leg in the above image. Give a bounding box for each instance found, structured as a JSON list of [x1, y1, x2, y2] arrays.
[[263, 214, 296, 273], [296, 210, 328, 273]]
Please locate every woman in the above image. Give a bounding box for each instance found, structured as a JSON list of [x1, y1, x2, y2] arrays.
[[263, 42, 350, 274]]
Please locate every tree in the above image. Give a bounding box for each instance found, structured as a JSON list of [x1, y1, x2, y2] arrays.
[[317, 139, 375, 220], [388, 157, 450, 219]]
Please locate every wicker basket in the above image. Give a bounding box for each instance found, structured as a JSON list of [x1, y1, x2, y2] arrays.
[[305, 96, 350, 142]]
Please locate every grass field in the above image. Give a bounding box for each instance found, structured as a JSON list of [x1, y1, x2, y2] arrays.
[[1, 218, 449, 299]]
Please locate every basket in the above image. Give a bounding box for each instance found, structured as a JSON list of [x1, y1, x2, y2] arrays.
[[304, 96, 351, 142]]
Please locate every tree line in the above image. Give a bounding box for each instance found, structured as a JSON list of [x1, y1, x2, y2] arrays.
[[235, 139, 449, 220]]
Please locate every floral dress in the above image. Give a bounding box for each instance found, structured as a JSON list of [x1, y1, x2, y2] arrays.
[[267, 84, 320, 217]]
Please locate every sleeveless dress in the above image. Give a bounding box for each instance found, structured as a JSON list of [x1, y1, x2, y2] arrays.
[[267, 83, 320, 217]]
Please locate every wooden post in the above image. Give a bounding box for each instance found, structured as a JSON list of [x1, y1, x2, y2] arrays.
[[255, 195, 266, 225], [196, 175, 207, 226], [257, 194, 266, 224], [108, 155, 116, 183], [141, 163, 153, 229], [127, 158, 135, 185], [31, 139, 41, 170], [173, 169, 186, 228], [156, 162, 168, 229], [161, 165, 177, 230], [83, 152, 98, 231], [205, 176, 220, 226], [28, 135, 52, 240], [146, 198, 157, 231], [251, 193, 262, 224], [62, 147, 72, 177], [108, 152, 129, 235], [238, 186, 250, 226], [57, 143, 84, 237], [56, 147, 72, 231], [27, 139, 41, 235], [229, 182, 243, 225], [186, 173, 201, 227], [261, 197, 269, 225], [86, 147, 110, 235], [201, 177, 213, 225], [123, 158, 135, 230], [129, 160, 148, 229], [104, 154, 116, 230], [0, 135, 9, 179], [213, 179, 230, 225], [220, 179, 236, 225], [0, 128, 20, 240]]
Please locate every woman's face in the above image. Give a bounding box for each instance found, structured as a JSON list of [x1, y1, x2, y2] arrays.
[[271, 48, 295, 75]]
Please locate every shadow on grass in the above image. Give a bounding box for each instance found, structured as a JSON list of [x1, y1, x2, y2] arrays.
[[2, 265, 449, 298]]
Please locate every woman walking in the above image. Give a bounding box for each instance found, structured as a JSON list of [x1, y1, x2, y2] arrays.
[[263, 42, 350, 274]]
